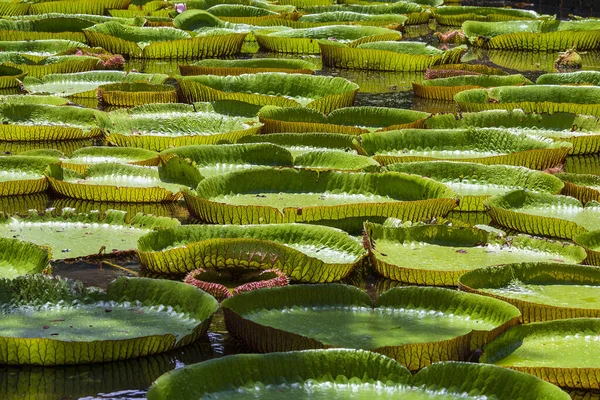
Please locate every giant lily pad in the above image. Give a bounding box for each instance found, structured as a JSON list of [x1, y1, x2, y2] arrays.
[[293, 149, 380, 171], [46, 163, 184, 203], [0, 209, 180, 260], [320, 41, 466, 71], [482, 318, 600, 390], [0, 102, 107, 142], [574, 229, 600, 266], [138, 223, 365, 282], [27, 0, 131, 15], [159, 143, 294, 182], [103, 103, 262, 151], [537, 70, 600, 86], [0, 65, 26, 89], [0, 39, 88, 56], [459, 262, 600, 322], [178, 73, 359, 114], [556, 173, 600, 205], [433, 6, 548, 26], [484, 190, 600, 239], [360, 128, 572, 170], [83, 21, 247, 59], [258, 106, 429, 134], [413, 74, 532, 101], [0, 275, 218, 365], [238, 132, 359, 157], [179, 58, 317, 76], [0, 54, 99, 78], [304, 2, 430, 25], [255, 24, 400, 54], [463, 20, 600, 51], [222, 284, 520, 370], [0, 237, 50, 279], [425, 110, 600, 155], [147, 349, 569, 400], [455, 86, 600, 117], [62, 146, 159, 174], [297, 11, 408, 28], [98, 82, 178, 107], [366, 221, 586, 286], [387, 161, 564, 211], [184, 168, 458, 227], [0, 155, 58, 196], [23, 71, 169, 98]]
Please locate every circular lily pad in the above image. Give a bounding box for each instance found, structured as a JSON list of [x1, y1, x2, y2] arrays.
[[482, 318, 600, 390], [0, 65, 26, 89], [0, 275, 218, 365], [0, 209, 180, 260], [222, 284, 520, 370], [62, 147, 159, 174], [184, 168, 458, 229], [459, 262, 600, 322], [148, 349, 569, 400], [179, 58, 317, 76], [98, 82, 178, 107], [0, 237, 49, 279], [366, 221, 586, 286], [0, 155, 57, 196]]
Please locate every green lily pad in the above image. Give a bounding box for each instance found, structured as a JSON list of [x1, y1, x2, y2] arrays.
[[62, 146, 159, 174], [556, 173, 600, 205], [0, 54, 100, 78], [0, 39, 88, 56], [366, 221, 585, 286], [459, 262, 600, 322], [147, 349, 569, 400], [237, 132, 359, 157], [433, 6, 548, 26], [179, 58, 317, 76], [361, 128, 572, 170], [83, 21, 247, 59], [27, 0, 131, 15], [425, 110, 600, 155], [0, 275, 218, 365], [387, 161, 564, 211], [413, 74, 532, 101], [0, 237, 49, 279], [46, 163, 184, 203], [0, 209, 180, 260], [98, 82, 178, 107], [0, 101, 108, 142], [482, 318, 600, 390], [320, 41, 466, 72], [293, 149, 380, 171], [0, 155, 58, 196], [484, 190, 600, 239], [0, 65, 26, 89], [103, 103, 262, 151], [574, 229, 600, 266], [138, 223, 365, 282], [23, 71, 168, 98], [184, 168, 458, 228], [537, 71, 600, 85], [258, 106, 430, 134], [222, 284, 520, 370], [455, 85, 600, 117], [178, 73, 359, 114]]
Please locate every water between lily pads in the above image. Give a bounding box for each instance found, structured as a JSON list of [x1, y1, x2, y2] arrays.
[[7, 4, 600, 398]]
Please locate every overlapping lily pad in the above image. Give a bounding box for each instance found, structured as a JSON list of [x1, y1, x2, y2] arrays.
[[459, 262, 600, 322], [0, 275, 218, 365], [556, 173, 600, 205], [293, 149, 379, 171], [482, 318, 600, 390], [178, 73, 359, 114], [0, 39, 88, 56], [360, 128, 572, 170], [297, 12, 408, 28], [255, 25, 401, 54], [238, 132, 358, 157], [62, 147, 159, 174], [98, 82, 177, 107], [425, 110, 600, 155], [537, 70, 600, 85], [0, 65, 26, 89], [387, 161, 564, 211], [0, 209, 179, 260], [138, 223, 365, 282], [184, 168, 458, 227], [463, 20, 600, 51], [0, 54, 99, 78], [0, 237, 50, 279], [23, 71, 169, 98], [433, 6, 548, 26], [304, 2, 430, 25], [222, 284, 520, 370], [0, 102, 107, 142], [46, 163, 184, 203], [83, 21, 247, 59], [27, 0, 131, 15], [147, 349, 569, 400], [413, 74, 532, 101], [321, 41, 467, 71], [455, 86, 600, 117], [484, 190, 600, 239], [103, 103, 262, 151], [0, 155, 58, 196], [425, 63, 508, 79], [258, 106, 429, 134], [179, 58, 317, 76], [366, 220, 585, 286]]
